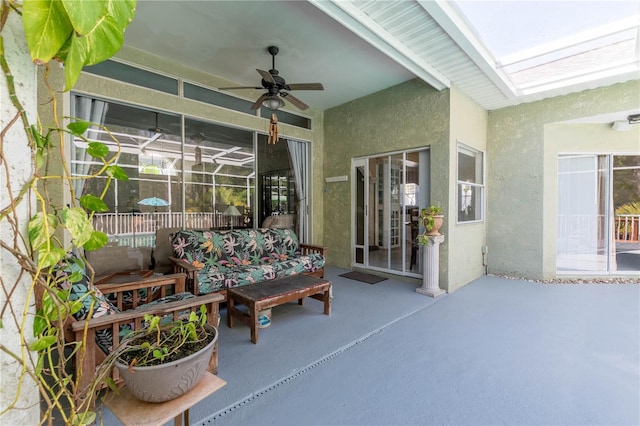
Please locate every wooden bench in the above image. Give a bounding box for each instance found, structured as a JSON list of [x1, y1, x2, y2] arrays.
[[226, 274, 331, 344]]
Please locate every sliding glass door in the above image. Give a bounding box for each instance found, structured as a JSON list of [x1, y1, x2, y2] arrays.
[[352, 150, 429, 276], [557, 154, 640, 274]]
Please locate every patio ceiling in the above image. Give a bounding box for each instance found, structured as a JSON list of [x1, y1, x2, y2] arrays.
[[122, 0, 640, 123]]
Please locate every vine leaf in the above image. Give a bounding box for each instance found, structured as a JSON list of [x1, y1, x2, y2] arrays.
[[38, 247, 66, 269], [63, 14, 125, 90], [29, 336, 57, 351], [67, 120, 90, 136], [83, 231, 108, 251], [28, 212, 58, 251], [23, 0, 137, 90], [87, 141, 109, 159], [106, 164, 129, 181], [61, 0, 108, 35], [22, 0, 73, 64], [80, 194, 109, 212], [61, 207, 93, 247], [106, 0, 137, 29]]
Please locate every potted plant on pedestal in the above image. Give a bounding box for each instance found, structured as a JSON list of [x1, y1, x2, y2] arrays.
[[415, 205, 446, 297], [416, 205, 444, 245], [114, 306, 218, 403]]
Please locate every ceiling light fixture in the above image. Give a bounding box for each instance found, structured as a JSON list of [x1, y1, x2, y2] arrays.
[[628, 114, 640, 125], [262, 95, 284, 111], [612, 120, 631, 131]]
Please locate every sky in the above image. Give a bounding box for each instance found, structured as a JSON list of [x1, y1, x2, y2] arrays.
[[454, 1, 640, 58]]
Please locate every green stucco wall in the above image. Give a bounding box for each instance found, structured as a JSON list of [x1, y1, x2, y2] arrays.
[[488, 80, 640, 279], [324, 79, 450, 284], [448, 85, 488, 291]]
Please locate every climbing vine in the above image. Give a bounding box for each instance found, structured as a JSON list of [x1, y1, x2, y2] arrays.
[[0, 1, 136, 424]]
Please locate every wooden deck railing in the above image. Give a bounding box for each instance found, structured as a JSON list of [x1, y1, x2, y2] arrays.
[[615, 215, 639, 243], [92, 212, 245, 237]]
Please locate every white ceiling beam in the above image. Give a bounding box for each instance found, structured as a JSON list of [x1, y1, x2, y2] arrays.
[[417, 0, 519, 102], [308, 0, 450, 91]]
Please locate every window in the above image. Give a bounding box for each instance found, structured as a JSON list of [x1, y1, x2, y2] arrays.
[[83, 60, 179, 95], [457, 142, 484, 223], [184, 82, 256, 115]]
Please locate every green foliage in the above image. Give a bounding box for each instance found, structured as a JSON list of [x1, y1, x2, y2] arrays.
[[22, 0, 137, 90], [117, 306, 211, 367], [616, 202, 640, 215], [419, 205, 443, 231], [417, 205, 444, 245], [1, 1, 136, 424]]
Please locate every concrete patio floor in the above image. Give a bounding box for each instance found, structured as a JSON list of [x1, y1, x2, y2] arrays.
[[100, 267, 639, 425]]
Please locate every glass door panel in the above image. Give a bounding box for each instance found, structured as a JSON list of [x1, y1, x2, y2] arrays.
[[353, 159, 366, 266], [369, 157, 386, 269], [612, 155, 640, 273], [389, 154, 403, 272], [557, 155, 609, 272], [353, 151, 427, 276]]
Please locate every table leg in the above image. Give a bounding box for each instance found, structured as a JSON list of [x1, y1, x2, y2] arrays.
[[324, 287, 331, 315], [174, 408, 188, 426], [250, 303, 259, 344], [227, 296, 234, 328], [298, 297, 304, 306]]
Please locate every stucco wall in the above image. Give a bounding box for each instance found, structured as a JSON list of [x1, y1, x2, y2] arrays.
[[0, 13, 40, 425], [324, 79, 450, 284], [488, 80, 640, 279], [448, 85, 488, 291]]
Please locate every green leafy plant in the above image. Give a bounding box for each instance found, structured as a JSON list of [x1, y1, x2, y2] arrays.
[[416, 205, 444, 245], [116, 306, 213, 368], [616, 201, 640, 215], [0, 1, 136, 424]]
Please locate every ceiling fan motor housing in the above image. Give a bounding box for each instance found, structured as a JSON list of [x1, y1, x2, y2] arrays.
[[220, 44, 323, 111]]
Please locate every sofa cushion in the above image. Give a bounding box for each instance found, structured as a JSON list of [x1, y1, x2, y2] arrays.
[[171, 228, 300, 268], [194, 253, 326, 294], [171, 228, 325, 295], [54, 258, 120, 321]]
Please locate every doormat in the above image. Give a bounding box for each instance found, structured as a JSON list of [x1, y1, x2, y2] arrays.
[[338, 271, 387, 285]]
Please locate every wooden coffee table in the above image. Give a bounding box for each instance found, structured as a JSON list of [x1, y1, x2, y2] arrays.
[[227, 274, 331, 344]]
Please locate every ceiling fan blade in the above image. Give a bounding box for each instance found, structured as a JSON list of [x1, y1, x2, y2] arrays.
[[256, 69, 276, 85], [251, 94, 268, 110], [219, 86, 263, 90], [285, 83, 324, 91], [280, 92, 309, 110]]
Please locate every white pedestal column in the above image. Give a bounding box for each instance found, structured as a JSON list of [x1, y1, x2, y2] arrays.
[[416, 235, 446, 297]]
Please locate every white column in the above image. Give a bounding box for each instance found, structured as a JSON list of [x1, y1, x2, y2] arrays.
[[0, 12, 40, 424], [416, 235, 446, 297]]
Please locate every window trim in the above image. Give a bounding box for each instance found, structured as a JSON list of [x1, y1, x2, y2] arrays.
[[456, 141, 485, 225]]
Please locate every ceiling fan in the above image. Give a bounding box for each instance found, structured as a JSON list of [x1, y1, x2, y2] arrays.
[[140, 112, 164, 153], [220, 45, 324, 111]]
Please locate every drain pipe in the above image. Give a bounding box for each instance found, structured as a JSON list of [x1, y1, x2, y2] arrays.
[[482, 245, 489, 275]]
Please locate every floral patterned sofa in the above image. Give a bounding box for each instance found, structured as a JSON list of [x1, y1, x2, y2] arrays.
[[169, 228, 326, 297]]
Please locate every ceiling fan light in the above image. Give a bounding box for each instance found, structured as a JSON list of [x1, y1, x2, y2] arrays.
[[262, 95, 284, 111], [628, 114, 640, 125]]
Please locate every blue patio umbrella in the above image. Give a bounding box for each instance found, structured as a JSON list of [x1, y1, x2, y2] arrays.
[[137, 197, 170, 226], [137, 197, 170, 207]]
